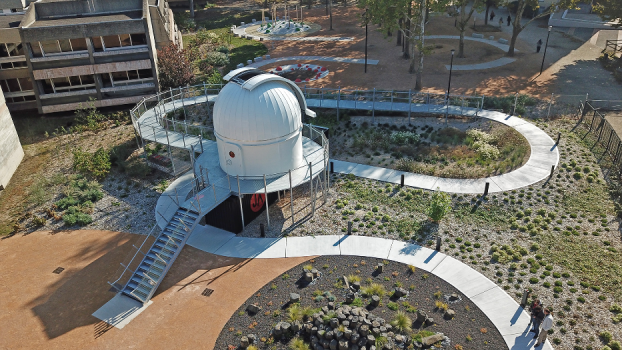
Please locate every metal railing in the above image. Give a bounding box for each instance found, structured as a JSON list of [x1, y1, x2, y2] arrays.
[[576, 100, 622, 175], [604, 39, 622, 54]]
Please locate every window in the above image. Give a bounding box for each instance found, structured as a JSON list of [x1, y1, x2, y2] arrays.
[[130, 33, 147, 46], [102, 35, 122, 49], [0, 78, 32, 93], [0, 61, 27, 70], [32, 38, 89, 57], [0, 43, 24, 57], [92, 37, 104, 52], [92, 34, 148, 52], [40, 40, 61, 55], [70, 38, 88, 51], [40, 75, 96, 94], [30, 42, 43, 57]]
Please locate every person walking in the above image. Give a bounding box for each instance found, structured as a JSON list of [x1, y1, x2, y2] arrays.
[[528, 299, 541, 327], [531, 303, 545, 337], [535, 309, 554, 347], [490, 10, 496, 22], [536, 39, 543, 53], [507, 15, 511, 26]]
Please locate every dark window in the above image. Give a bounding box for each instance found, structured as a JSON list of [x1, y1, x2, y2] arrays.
[[111, 71, 129, 81], [6, 78, 20, 92], [59, 39, 72, 52], [30, 42, 43, 57], [13, 61, 27, 68], [81, 75, 95, 85], [127, 70, 139, 80], [92, 37, 104, 52], [0, 62, 13, 69], [70, 38, 88, 51], [102, 35, 121, 49], [41, 79, 54, 94], [101, 73, 112, 88], [18, 78, 33, 91], [119, 34, 132, 47], [130, 33, 147, 46], [138, 69, 153, 78], [0, 80, 9, 92], [0, 44, 8, 57], [52, 77, 70, 89], [24, 95, 36, 101]]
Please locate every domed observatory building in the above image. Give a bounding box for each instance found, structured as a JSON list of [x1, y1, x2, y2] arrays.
[[194, 68, 329, 233]]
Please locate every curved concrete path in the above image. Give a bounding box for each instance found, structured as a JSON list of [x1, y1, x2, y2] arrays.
[[232, 21, 354, 41], [185, 226, 553, 350]]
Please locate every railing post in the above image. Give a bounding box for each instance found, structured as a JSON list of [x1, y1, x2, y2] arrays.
[[152, 126, 157, 143], [237, 175, 245, 230], [408, 89, 412, 125], [170, 87, 175, 110], [199, 134, 204, 153], [512, 92, 519, 116], [372, 88, 376, 125], [309, 162, 315, 216], [337, 86, 341, 122], [289, 169, 294, 226], [263, 174, 270, 229]]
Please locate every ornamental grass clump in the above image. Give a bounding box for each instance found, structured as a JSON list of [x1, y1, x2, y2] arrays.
[[390, 311, 412, 333], [390, 131, 420, 145], [362, 283, 386, 297]]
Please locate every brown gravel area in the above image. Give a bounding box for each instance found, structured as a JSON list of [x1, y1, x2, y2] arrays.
[[215, 255, 507, 350], [0, 229, 311, 349]]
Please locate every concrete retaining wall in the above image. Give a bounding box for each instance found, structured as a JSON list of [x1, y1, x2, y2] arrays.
[[0, 88, 24, 189]]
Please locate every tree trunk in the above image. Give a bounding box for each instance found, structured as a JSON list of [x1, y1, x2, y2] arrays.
[[325, 0, 328, 15], [458, 29, 465, 58], [397, 19, 402, 46], [308, 0, 311, 10], [190, 0, 195, 17], [508, 28, 520, 56], [416, 0, 426, 91], [485, 4, 490, 25], [409, 43, 417, 74], [403, 6, 412, 59]]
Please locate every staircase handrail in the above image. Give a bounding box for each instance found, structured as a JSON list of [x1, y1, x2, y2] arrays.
[[107, 223, 160, 291]]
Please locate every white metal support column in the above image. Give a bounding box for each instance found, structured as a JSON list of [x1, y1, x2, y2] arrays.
[[263, 174, 270, 228]]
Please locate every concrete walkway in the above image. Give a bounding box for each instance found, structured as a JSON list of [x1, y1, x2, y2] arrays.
[[232, 21, 354, 41], [247, 55, 380, 68], [447, 56, 516, 71], [138, 91, 558, 197], [184, 226, 553, 350]]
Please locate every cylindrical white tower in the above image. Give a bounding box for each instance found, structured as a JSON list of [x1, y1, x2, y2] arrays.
[[213, 68, 316, 177]]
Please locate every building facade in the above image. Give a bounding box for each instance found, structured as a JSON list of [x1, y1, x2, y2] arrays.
[[0, 0, 182, 114], [0, 85, 23, 189]]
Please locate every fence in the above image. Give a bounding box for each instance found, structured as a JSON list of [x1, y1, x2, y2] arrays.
[[604, 39, 622, 55], [576, 100, 622, 176]]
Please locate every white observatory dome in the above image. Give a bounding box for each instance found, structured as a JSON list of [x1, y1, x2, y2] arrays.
[[213, 68, 316, 178]]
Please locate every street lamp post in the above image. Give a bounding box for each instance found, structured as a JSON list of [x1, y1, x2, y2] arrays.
[[540, 26, 552, 75], [445, 49, 455, 123]]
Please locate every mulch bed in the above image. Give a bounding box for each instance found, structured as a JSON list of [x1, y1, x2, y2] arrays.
[[215, 255, 507, 349]]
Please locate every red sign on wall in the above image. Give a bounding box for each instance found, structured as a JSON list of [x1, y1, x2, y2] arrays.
[[250, 194, 266, 212]]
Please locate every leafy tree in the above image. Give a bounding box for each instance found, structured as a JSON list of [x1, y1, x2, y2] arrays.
[[156, 43, 195, 90], [359, 0, 448, 90], [593, 0, 622, 27], [428, 189, 452, 222], [507, 0, 577, 56], [451, 0, 484, 57]]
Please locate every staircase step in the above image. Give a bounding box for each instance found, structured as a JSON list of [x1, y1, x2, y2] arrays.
[[125, 288, 148, 302], [156, 238, 179, 250], [127, 280, 154, 295], [160, 232, 183, 243], [163, 228, 186, 240], [152, 246, 175, 259], [147, 252, 170, 263]]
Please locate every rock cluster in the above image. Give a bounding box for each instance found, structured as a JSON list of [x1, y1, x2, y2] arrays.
[[263, 304, 447, 350]]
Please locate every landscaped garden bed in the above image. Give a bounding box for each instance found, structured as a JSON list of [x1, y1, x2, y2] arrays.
[[215, 255, 506, 350], [328, 115, 530, 179]]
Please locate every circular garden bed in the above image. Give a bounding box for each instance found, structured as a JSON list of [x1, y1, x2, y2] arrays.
[[268, 64, 329, 83], [215, 255, 506, 350]]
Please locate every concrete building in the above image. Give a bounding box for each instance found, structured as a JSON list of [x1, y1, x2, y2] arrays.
[[0, 0, 182, 114], [0, 86, 24, 190]]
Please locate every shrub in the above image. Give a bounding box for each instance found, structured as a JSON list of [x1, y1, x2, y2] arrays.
[[600, 331, 613, 343], [428, 190, 452, 222], [387, 302, 399, 311], [390, 131, 420, 145], [289, 337, 310, 350], [73, 148, 111, 179], [287, 304, 303, 323], [362, 283, 386, 297], [203, 51, 229, 67], [472, 141, 500, 160], [610, 341, 622, 350], [390, 311, 412, 333], [62, 212, 92, 226]]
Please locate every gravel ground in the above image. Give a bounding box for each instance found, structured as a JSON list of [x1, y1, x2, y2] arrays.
[[239, 117, 622, 350], [215, 255, 507, 350]]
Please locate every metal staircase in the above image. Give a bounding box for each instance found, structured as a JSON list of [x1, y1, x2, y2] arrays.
[[122, 207, 200, 303]]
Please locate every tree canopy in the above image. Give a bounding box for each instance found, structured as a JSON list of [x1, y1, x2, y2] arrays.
[[156, 43, 195, 90], [593, 0, 622, 27]]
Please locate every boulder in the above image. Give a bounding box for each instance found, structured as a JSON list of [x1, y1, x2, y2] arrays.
[[305, 272, 314, 282], [291, 321, 301, 332], [367, 335, 376, 345], [377, 263, 384, 273], [472, 33, 484, 39], [325, 331, 334, 340], [352, 281, 361, 291], [343, 276, 350, 289], [246, 304, 261, 314], [345, 292, 355, 304], [444, 309, 456, 320], [247, 334, 256, 344], [344, 329, 352, 339], [370, 295, 380, 307], [449, 293, 460, 301], [393, 288, 407, 298], [290, 293, 301, 303], [416, 310, 427, 323], [330, 318, 339, 329], [425, 317, 435, 326], [498, 38, 509, 44], [312, 269, 320, 278], [328, 302, 335, 310], [421, 334, 444, 347], [489, 35, 495, 40], [339, 340, 349, 350], [330, 339, 338, 350], [359, 325, 369, 336], [281, 322, 291, 332], [240, 336, 249, 348]]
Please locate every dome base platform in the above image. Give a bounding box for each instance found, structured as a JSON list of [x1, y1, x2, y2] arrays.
[[180, 135, 326, 212]]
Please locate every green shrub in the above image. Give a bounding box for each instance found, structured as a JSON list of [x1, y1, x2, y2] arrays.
[[203, 51, 229, 67], [73, 148, 111, 179], [62, 212, 92, 226], [600, 331, 613, 343], [428, 190, 452, 222], [610, 341, 622, 350], [387, 302, 399, 311]]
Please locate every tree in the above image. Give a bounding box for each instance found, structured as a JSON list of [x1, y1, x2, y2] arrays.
[[157, 43, 195, 90], [452, 0, 484, 57], [507, 0, 577, 56], [428, 189, 451, 222], [593, 0, 622, 27]]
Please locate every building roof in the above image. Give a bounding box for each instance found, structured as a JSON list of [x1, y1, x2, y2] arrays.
[[28, 11, 142, 28], [0, 14, 24, 29]]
